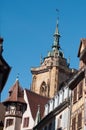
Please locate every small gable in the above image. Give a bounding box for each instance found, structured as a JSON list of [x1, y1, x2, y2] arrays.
[[78, 38, 86, 57]]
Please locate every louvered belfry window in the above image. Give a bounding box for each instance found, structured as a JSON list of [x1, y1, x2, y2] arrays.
[[78, 81, 83, 99], [77, 112, 82, 129], [72, 117, 76, 130], [73, 87, 77, 103]]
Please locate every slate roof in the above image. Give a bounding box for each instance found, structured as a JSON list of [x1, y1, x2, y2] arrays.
[[3, 79, 26, 105], [25, 89, 49, 120]]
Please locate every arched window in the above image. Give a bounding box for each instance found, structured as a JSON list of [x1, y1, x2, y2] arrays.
[[40, 81, 47, 97]]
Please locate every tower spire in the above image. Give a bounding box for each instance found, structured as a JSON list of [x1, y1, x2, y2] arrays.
[[52, 21, 60, 51]]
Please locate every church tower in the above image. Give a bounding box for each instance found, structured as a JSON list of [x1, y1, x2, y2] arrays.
[[31, 22, 76, 98], [3, 79, 26, 130]]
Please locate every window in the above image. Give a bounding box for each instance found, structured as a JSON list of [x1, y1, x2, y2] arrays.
[[23, 117, 29, 128], [6, 119, 13, 128], [72, 117, 76, 130], [6, 105, 10, 111], [40, 82, 47, 96], [73, 87, 77, 103], [17, 104, 22, 111], [78, 81, 83, 99], [77, 112, 82, 129]]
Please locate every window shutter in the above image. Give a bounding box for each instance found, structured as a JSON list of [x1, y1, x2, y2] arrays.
[[72, 117, 76, 130], [23, 117, 29, 128], [73, 87, 77, 104], [77, 112, 82, 129], [78, 81, 83, 99]]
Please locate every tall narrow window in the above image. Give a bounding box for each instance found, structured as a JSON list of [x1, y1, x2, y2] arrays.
[[77, 112, 82, 129], [23, 117, 29, 128], [40, 82, 47, 97], [72, 117, 76, 130], [73, 87, 77, 104], [6, 119, 13, 128], [78, 81, 83, 99]]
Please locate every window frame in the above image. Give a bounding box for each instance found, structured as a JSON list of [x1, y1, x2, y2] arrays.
[[77, 112, 82, 130], [23, 117, 29, 128], [73, 87, 77, 104], [72, 116, 76, 130], [78, 81, 83, 99], [6, 119, 14, 128]]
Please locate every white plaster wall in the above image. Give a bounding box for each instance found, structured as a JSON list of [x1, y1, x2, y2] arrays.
[[49, 99, 53, 112], [55, 107, 70, 130], [3, 117, 16, 130], [54, 95, 59, 109], [21, 90, 34, 130], [59, 91, 63, 105], [44, 104, 49, 116]]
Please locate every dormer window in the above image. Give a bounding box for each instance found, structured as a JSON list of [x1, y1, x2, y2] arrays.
[[9, 90, 12, 96]]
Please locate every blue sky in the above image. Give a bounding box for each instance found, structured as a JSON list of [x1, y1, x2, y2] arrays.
[[1, 0, 86, 101]]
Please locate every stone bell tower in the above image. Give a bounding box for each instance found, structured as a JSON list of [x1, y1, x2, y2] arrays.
[[31, 21, 76, 98]]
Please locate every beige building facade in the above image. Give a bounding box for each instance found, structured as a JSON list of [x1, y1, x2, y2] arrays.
[[69, 39, 86, 130], [31, 23, 75, 98]]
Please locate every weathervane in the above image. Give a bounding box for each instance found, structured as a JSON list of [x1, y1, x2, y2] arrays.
[[56, 9, 59, 24], [16, 73, 20, 81]]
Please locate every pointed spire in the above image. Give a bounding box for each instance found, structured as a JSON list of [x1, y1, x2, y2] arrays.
[[4, 77, 26, 104], [16, 73, 19, 81], [40, 54, 43, 65], [52, 21, 60, 51]]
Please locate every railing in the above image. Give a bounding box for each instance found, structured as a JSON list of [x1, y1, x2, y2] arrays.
[[5, 110, 22, 117]]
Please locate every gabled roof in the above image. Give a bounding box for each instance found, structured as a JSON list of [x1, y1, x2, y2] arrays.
[[3, 79, 26, 105], [25, 89, 49, 120]]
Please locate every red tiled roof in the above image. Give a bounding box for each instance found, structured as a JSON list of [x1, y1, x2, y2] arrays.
[[3, 79, 26, 104], [25, 89, 49, 120]]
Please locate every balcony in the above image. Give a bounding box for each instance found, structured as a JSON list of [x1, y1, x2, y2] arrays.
[[5, 110, 22, 117]]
